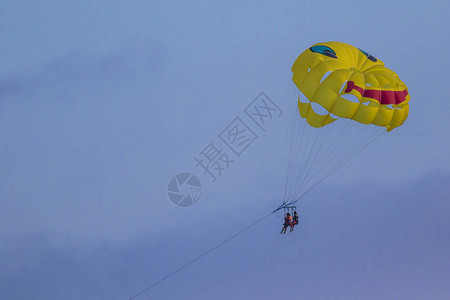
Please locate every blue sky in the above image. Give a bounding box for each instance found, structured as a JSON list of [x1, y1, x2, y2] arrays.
[[1, 1, 449, 299]]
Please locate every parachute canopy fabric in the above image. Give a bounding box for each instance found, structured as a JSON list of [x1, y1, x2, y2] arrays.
[[291, 41, 410, 132], [281, 42, 410, 208]]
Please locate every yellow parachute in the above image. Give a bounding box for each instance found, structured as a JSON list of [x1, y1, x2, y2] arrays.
[[280, 42, 410, 208], [291, 41, 409, 131]]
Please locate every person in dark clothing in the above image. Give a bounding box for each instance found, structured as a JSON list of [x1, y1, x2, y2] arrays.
[[290, 211, 299, 232]]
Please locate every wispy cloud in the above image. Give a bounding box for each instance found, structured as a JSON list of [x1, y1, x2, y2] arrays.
[[0, 40, 168, 98], [1, 171, 449, 300]]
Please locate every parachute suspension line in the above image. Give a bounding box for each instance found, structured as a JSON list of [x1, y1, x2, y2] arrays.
[[290, 117, 308, 200], [292, 122, 334, 199], [285, 50, 378, 203], [292, 127, 385, 204], [285, 120, 306, 203], [301, 51, 375, 190], [287, 115, 313, 202], [298, 123, 382, 201], [299, 120, 368, 192], [292, 111, 308, 199], [283, 112, 295, 204], [283, 109, 301, 204], [293, 124, 323, 196], [287, 116, 341, 204], [328, 124, 380, 173], [286, 111, 327, 204], [293, 129, 384, 203], [304, 119, 353, 181], [283, 109, 295, 203], [285, 108, 307, 203], [287, 125, 317, 203]]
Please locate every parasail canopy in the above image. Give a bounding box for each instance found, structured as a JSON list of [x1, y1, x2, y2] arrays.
[[291, 41, 409, 131], [279, 41, 410, 211]]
